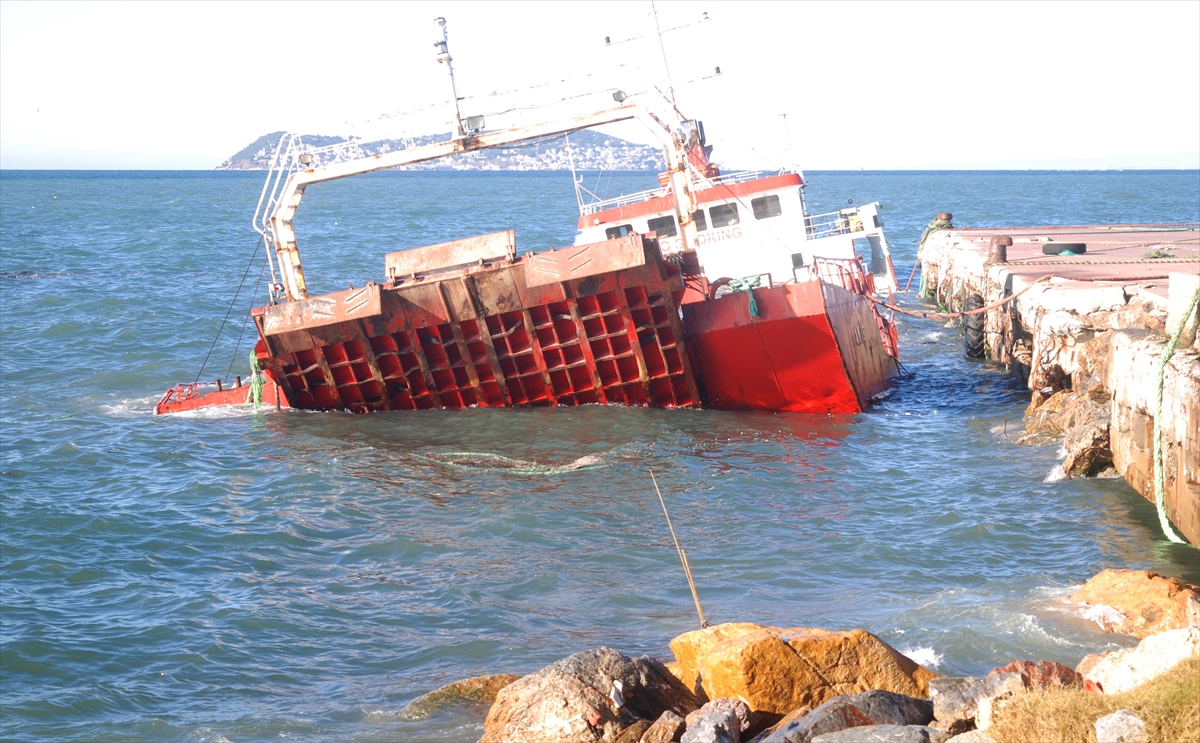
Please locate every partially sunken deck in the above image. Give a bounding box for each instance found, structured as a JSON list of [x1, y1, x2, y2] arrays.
[[919, 222, 1200, 546]]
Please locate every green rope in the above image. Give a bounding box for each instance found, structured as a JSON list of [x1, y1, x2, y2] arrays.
[[1153, 283, 1199, 545], [917, 218, 952, 297], [728, 277, 761, 318], [248, 351, 264, 408]]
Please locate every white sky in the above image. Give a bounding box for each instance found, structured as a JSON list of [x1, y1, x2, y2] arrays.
[[2, 0, 1197, 170]]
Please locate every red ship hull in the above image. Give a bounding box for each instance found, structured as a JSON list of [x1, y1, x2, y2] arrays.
[[683, 279, 896, 414]]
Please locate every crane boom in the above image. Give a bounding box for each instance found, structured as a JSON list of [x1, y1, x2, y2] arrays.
[[264, 99, 698, 301]]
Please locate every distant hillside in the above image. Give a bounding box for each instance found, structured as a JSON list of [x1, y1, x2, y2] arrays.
[[215, 129, 664, 171]]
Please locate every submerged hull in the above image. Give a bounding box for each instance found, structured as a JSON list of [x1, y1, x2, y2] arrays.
[[682, 280, 897, 414], [157, 235, 700, 414], [157, 237, 898, 416]]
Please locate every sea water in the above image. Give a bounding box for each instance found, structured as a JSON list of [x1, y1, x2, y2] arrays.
[[1, 169, 1198, 742]]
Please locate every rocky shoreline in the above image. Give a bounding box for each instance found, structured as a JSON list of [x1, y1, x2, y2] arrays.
[[403, 569, 1199, 743]]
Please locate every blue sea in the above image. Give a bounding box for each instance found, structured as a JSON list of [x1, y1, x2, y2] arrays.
[[2, 169, 1198, 742]]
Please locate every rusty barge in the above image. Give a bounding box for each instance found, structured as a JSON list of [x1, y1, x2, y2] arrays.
[[157, 22, 899, 416]]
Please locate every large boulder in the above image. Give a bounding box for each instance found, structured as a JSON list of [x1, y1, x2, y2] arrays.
[[750, 690, 933, 743], [1069, 569, 1200, 638], [481, 647, 700, 743], [670, 624, 937, 731], [1080, 627, 1200, 695], [400, 673, 521, 719]]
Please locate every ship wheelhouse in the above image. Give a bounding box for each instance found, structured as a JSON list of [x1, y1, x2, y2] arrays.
[[575, 170, 897, 294]]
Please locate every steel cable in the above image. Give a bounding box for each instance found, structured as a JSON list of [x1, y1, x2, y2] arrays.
[[192, 235, 264, 385]]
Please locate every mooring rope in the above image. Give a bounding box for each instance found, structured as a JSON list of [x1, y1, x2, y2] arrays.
[[1008, 257, 1199, 266], [916, 218, 952, 297], [726, 276, 761, 318], [868, 275, 1056, 319], [1152, 283, 1198, 545]]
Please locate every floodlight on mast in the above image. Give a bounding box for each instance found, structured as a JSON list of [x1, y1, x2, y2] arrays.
[[433, 17, 466, 137]]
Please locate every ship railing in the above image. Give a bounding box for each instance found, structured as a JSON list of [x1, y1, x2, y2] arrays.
[[804, 208, 865, 240], [813, 256, 875, 296], [813, 257, 899, 359], [579, 169, 790, 215]]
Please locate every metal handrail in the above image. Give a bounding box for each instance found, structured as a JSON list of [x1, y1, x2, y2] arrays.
[[804, 207, 865, 240], [580, 169, 793, 216]]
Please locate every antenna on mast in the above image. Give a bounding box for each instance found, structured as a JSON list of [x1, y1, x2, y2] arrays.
[[433, 17, 465, 138], [781, 113, 794, 169], [651, 0, 676, 108]]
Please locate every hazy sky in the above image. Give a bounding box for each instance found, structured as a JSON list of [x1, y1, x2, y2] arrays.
[[2, 0, 1198, 170]]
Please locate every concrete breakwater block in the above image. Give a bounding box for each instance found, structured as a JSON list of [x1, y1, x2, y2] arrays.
[[916, 222, 1200, 545]]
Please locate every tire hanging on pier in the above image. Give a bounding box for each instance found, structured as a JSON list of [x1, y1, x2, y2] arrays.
[[964, 294, 986, 358]]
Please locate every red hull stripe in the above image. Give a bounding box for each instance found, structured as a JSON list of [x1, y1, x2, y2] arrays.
[[578, 173, 804, 229]]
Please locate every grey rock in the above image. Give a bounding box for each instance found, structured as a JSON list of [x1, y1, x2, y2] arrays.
[[682, 706, 740, 743], [641, 710, 687, 743], [750, 690, 934, 743], [811, 725, 951, 743], [687, 699, 752, 734], [481, 647, 700, 743], [1095, 709, 1149, 743], [928, 674, 1022, 735]]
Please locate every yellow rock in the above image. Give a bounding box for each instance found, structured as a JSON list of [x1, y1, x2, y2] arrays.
[[669, 623, 938, 728], [1070, 569, 1200, 639]]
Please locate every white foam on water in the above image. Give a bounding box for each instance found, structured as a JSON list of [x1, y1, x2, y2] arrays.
[[165, 404, 273, 420], [1044, 465, 1067, 483], [1082, 603, 1126, 629], [998, 612, 1074, 647], [897, 645, 943, 669], [99, 394, 162, 418]]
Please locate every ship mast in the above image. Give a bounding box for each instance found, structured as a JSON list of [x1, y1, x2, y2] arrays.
[[433, 17, 465, 138]]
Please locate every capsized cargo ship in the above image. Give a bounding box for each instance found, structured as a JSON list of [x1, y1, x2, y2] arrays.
[[157, 27, 899, 416]]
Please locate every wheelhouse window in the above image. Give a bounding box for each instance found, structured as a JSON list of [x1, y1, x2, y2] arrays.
[[605, 224, 634, 239], [693, 209, 708, 232], [752, 195, 782, 220], [709, 203, 739, 227], [646, 215, 678, 238]]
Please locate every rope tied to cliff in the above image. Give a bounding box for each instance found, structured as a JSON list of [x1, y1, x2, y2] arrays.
[[1152, 283, 1198, 545], [727, 276, 761, 318], [916, 218, 952, 296], [868, 275, 1056, 320], [918, 218, 953, 251], [247, 350, 264, 408]]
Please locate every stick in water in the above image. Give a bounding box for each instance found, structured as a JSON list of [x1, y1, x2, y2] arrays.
[[650, 470, 708, 629]]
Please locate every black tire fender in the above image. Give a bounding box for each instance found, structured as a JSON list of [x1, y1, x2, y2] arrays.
[[964, 294, 985, 358]]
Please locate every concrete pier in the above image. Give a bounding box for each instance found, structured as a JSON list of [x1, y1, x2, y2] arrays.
[[918, 222, 1200, 545]]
